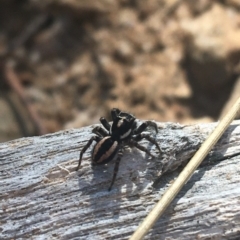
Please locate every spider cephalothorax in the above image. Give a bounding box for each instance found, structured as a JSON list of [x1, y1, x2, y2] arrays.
[[76, 108, 161, 191]]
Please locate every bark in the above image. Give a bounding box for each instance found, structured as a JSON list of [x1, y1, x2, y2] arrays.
[[0, 120, 240, 240]]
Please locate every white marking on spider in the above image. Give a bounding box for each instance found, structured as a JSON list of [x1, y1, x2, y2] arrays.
[[98, 140, 118, 163], [120, 128, 131, 139], [117, 119, 124, 127]]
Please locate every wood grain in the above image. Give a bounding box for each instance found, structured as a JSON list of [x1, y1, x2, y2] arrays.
[[0, 120, 240, 239]]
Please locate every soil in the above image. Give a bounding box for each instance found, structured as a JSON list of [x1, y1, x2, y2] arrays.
[[0, 0, 240, 142]]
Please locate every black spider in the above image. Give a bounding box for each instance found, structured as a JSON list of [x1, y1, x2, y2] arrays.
[[76, 108, 161, 191]]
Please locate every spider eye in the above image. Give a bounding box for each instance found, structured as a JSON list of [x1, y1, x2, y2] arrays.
[[117, 117, 131, 127]]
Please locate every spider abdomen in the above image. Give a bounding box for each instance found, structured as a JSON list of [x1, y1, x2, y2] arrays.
[[92, 136, 119, 165]]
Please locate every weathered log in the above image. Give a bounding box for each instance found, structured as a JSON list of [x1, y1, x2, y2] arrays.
[[0, 120, 240, 239]]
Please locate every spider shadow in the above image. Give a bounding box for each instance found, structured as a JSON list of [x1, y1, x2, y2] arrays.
[[92, 148, 150, 212], [76, 144, 157, 220], [134, 132, 163, 187]]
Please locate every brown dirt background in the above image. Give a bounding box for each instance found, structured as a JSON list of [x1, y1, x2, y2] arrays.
[[0, 0, 240, 142]]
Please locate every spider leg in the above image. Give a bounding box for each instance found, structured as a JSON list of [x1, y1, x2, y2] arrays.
[[129, 139, 156, 158], [134, 120, 158, 134], [133, 122, 147, 134], [108, 147, 123, 191], [76, 135, 101, 171], [145, 120, 158, 133], [133, 133, 161, 153], [92, 126, 108, 137], [99, 117, 111, 131], [111, 108, 121, 121]]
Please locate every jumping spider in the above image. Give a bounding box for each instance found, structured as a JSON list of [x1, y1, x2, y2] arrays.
[[76, 108, 161, 191]]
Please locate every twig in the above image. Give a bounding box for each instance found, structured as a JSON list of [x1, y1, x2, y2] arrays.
[[9, 14, 49, 51], [5, 64, 47, 135], [129, 96, 240, 240]]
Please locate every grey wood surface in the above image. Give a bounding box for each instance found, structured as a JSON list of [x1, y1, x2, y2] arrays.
[[0, 120, 240, 240]]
